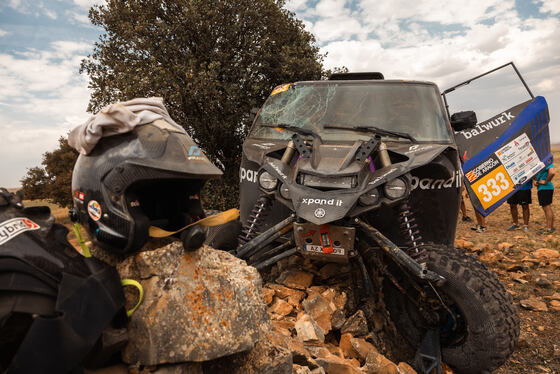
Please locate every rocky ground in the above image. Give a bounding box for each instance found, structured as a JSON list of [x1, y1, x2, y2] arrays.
[[254, 186, 560, 374], [456, 192, 560, 374], [33, 168, 560, 373]]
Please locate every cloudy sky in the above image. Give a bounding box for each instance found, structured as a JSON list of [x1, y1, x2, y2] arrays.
[[0, 0, 559, 187]]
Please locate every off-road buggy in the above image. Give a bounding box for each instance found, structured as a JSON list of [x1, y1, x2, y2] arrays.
[[234, 73, 519, 373]]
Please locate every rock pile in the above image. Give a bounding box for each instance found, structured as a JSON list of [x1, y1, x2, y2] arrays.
[[259, 256, 425, 374], [102, 241, 449, 373]]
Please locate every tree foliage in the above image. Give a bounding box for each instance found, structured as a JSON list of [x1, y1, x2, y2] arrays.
[[80, 0, 326, 209], [20, 137, 78, 207]]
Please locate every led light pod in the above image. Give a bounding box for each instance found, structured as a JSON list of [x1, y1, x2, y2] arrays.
[[258, 171, 277, 190]]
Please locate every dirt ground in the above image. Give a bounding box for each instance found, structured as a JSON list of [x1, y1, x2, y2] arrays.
[[456, 179, 560, 373]]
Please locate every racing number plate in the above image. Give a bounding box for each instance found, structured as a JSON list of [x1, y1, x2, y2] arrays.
[[471, 165, 514, 209], [293, 222, 355, 263]]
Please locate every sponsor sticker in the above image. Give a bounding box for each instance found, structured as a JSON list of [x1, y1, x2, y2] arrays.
[[0, 217, 40, 246], [88, 200, 102, 221], [465, 156, 501, 183]]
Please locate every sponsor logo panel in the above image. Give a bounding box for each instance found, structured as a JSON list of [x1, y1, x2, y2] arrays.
[[494, 133, 544, 185], [0, 217, 40, 245]]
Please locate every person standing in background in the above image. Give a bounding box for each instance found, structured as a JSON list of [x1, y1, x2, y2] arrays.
[[535, 163, 555, 234], [506, 181, 532, 231]]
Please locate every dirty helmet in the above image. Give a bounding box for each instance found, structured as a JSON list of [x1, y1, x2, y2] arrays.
[[70, 120, 222, 254]]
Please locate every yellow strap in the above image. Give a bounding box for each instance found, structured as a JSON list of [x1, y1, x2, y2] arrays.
[[121, 279, 144, 317], [72, 223, 91, 258], [148, 208, 239, 238]]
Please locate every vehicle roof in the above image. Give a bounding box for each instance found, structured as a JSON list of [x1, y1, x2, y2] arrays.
[[294, 79, 439, 87]]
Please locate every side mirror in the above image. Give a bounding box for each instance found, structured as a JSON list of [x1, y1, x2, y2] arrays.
[[450, 111, 477, 131]]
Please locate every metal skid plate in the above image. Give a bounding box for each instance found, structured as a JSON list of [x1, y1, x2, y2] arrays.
[[293, 222, 355, 263]]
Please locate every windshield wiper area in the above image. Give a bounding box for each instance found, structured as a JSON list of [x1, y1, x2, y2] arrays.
[[261, 123, 323, 142], [323, 125, 415, 142]]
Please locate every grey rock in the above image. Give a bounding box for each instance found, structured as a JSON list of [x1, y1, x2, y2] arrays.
[[340, 310, 369, 336], [293, 365, 313, 374], [151, 363, 203, 374], [118, 243, 270, 365], [295, 314, 325, 343], [204, 337, 293, 374]]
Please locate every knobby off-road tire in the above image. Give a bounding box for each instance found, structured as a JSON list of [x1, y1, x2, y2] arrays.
[[383, 244, 519, 374]]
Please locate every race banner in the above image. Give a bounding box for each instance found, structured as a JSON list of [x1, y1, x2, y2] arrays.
[[457, 96, 551, 216]]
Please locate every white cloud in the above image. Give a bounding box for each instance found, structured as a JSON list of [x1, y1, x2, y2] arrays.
[[296, 0, 560, 143], [0, 38, 93, 187], [43, 7, 57, 19], [537, 0, 560, 14], [67, 10, 90, 25], [286, 0, 309, 11], [6, 0, 58, 19], [72, 0, 105, 10], [0, 28, 8, 37]]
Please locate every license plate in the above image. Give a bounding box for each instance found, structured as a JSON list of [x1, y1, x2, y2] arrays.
[[304, 244, 345, 255]]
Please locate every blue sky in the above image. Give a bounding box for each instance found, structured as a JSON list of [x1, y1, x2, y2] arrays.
[[0, 0, 559, 187]]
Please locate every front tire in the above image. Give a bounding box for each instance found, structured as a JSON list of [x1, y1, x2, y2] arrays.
[[382, 244, 519, 373]]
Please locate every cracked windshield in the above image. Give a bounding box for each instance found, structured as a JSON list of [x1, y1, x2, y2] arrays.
[[251, 82, 452, 142]]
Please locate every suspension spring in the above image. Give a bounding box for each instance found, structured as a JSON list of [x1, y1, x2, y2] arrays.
[[238, 195, 273, 245], [398, 200, 427, 263]]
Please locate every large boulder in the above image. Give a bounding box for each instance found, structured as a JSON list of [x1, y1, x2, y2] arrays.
[[118, 242, 270, 365]]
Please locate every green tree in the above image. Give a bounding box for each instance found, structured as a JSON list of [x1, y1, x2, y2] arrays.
[[20, 137, 78, 207], [80, 0, 326, 209]]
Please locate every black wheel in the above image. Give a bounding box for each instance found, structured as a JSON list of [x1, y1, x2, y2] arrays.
[[382, 244, 519, 374]]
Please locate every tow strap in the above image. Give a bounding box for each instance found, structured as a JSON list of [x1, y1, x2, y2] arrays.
[[148, 208, 239, 238]]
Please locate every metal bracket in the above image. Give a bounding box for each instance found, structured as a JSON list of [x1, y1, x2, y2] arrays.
[[292, 134, 311, 158], [355, 135, 380, 162], [413, 329, 442, 374], [354, 218, 446, 284]]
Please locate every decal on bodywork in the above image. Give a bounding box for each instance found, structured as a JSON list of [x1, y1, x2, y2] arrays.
[[270, 83, 292, 96], [0, 217, 40, 245], [88, 200, 102, 221], [302, 198, 343, 206]]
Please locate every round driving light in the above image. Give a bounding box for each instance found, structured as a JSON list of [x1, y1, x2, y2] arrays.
[[384, 178, 407, 200], [359, 188, 380, 206], [279, 183, 291, 199], [258, 171, 277, 190]]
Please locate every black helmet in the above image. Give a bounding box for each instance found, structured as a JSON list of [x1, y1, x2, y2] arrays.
[[71, 121, 222, 254]]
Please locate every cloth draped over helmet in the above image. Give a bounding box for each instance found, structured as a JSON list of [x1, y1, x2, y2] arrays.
[[68, 97, 185, 155]]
